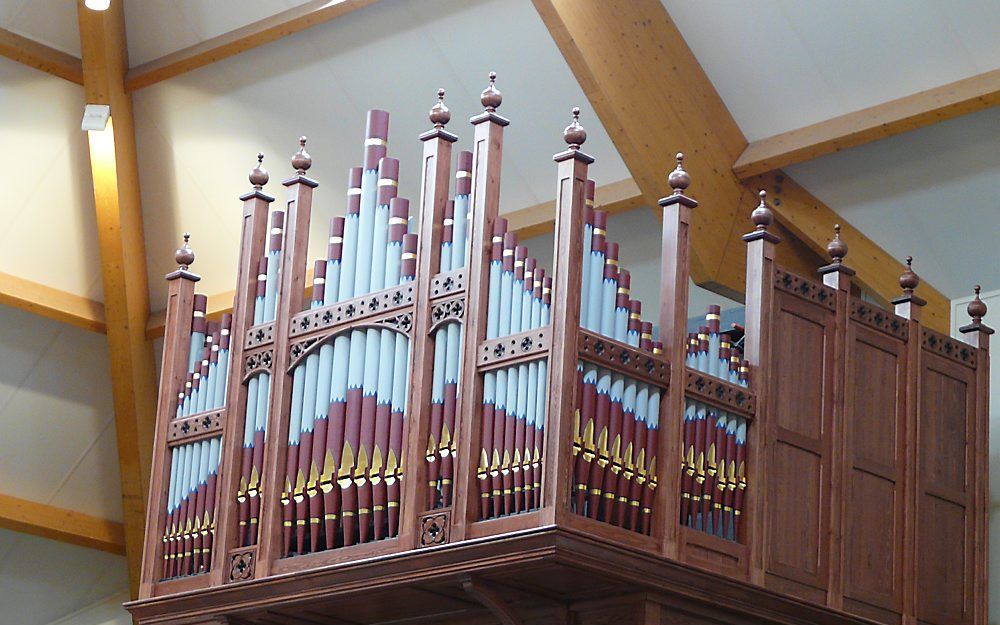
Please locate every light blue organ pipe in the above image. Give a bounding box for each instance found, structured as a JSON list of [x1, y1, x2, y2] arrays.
[[585, 244, 605, 333], [580, 213, 593, 327], [353, 169, 379, 296], [708, 328, 720, 379], [536, 287, 551, 436], [262, 224, 282, 323], [339, 191, 361, 301], [451, 193, 469, 270]]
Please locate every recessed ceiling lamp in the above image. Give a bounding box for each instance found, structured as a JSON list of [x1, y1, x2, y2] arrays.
[[84, 0, 111, 10]]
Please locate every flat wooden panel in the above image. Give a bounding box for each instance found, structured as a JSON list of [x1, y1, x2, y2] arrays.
[[848, 336, 900, 469], [772, 306, 826, 440], [767, 442, 823, 579], [844, 470, 898, 605], [916, 495, 967, 621], [920, 368, 968, 497]]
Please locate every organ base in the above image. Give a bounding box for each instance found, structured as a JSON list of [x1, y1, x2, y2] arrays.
[[126, 526, 869, 625]]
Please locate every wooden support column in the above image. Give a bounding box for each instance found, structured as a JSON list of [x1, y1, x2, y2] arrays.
[[77, 0, 159, 598], [740, 192, 780, 585], [400, 92, 457, 548], [656, 155, 697, 557]]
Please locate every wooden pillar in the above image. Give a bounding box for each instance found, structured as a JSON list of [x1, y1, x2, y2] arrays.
[[77, 0, 159, 597], [453, 75, 509, 538], [400, 91, 457, 549], [817, 226, 854, 610], [542, 109, 592, 525], [892, 257, 924, 625], [256, 142, 318, 575], [656, 155, 697, 556], [740, 191, 780, 585], [138, 239, 199, 597], [959, 288, 993, 625], [210, 159, 275, 584]]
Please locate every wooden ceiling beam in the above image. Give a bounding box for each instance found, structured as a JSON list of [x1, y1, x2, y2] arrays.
[[124, 0, 377, 92], [77, 0, 159, 599], [0, 26, 84, 84], [734, 68, 1000, 178], [0, 272, 106, 333], [532, 0, 951, 332], [0, 492, 126, 555]]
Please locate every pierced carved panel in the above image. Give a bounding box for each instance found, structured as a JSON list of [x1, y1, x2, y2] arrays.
[[850, 299, 909, 341], [288, 283, 415, 338], [478, 327, 551, 370], [922, 328, 977, 368], [244, 322, 275, 349], [578, 329, 669, 388], [167, 408, 225, 446], [418, 510, 450, 547], [775, 268, 836, 311], [228, 547, 256, 582], [286, 313, 414, 371], [430, 269, 466, 300], [684, 368, 756, 419], [429, 296, 465, 334], [243, 348, 274, 382]]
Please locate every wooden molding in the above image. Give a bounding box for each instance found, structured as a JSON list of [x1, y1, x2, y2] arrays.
[[78, 0, 159, 599], [0, 492, 125, 555], [125, 0, 377, 92], [0, 26, 84, 84], [734, 68, 1000, 178], [533, 0, 949, 330], [0, 272, 106, 333]]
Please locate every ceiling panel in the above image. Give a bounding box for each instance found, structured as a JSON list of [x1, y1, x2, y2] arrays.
[[0, 0, 81, 56]]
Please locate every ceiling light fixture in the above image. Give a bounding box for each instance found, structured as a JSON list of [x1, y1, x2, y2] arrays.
[[84, 0, 111, 10], [82, 104, 111, 131]]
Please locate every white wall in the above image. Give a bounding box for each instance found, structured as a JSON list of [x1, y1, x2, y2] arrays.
[[951, 288, 999, 625], [44, 591, 131, 625]]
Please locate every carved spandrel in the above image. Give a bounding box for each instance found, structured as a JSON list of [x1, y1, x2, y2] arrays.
[[286, 312, 414, 372], [243, 348, 274, 382], [288, 283, 415, 338]]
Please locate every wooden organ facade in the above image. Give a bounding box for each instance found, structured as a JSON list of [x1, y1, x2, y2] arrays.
[[128, 76, 992, 625]]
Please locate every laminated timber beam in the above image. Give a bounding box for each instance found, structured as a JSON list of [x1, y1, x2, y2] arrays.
[[532, 0, 951, 333], [0, 26, 83, 84], [734, 68, 1000, 178], [0, 272, 106, 333], [0, 493, 125, 555], [77, 0, 158, 599], [124, 0, 377, 92]]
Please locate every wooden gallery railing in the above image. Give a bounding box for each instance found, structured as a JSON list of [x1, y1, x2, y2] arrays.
[[135, 75, 990, 625]]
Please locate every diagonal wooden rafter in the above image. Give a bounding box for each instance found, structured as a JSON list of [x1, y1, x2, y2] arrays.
[[532, 0, 950, 333], [77, 0, 159, 599], [0, 26, 84, 84], [734, 68, 1000, 178], [0, 272, 106, 333], [0, 492, 126, 555], [125, 0, 377, 92]]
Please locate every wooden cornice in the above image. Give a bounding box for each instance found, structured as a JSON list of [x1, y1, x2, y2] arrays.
[[532, 0, 951, 333], [0, 272, 106, 333], [125, 0, 377, 92], [734, 68, 1000, 178], [0, 26, 84, 84], [78, 0, 159, 598], [0, 492, 126, 555]]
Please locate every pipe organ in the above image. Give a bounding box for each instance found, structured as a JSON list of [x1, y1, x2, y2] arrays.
[[130, 75, 991, 625]]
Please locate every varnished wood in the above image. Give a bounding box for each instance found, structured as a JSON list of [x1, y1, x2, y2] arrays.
[[0, 271, 106, 333], [0, 26, 83, 84], [124, 0, 378, 92], [0, 492, 125, 555], [734, 68, 1000, 178], [77, 0, 159, 598]]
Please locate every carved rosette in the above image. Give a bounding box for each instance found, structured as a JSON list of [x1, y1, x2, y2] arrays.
[[430, 268, 467, 300], [478, 327, 551, 370], [288, 283, 415, 338], [430, 296, 465, 334], [850, 299, 909, 341], [418, 510, 450, 547], [243, 348, 274, 381], [577, 330, 668, 388], [775, 268, 836, 311], [684, 368, 756, 419], [244, 322, 275, 348], [922, 328, 977, 368], [168, 408, 225, 445], [228, 548, 255, 582]]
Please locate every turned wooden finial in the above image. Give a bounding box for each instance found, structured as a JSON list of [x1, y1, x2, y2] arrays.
[[668, 152, 691, 193], [827, 224, 848, 264], [751, 189, 773, 231], [899, 256, 920, 296], [175, 232, 195, 270], [563, 107, 587, 150], [968, 285, 987, 323], [249, 152, 268, 189], [481, 71, 502, 112], [429, 88, 451, 128], [291, 137, 312, 174]]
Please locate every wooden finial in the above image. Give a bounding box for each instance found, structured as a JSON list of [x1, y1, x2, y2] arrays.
[[481, 71, 502, 112], [968, 285, 987, 323], [429, 88, 451, 128], [563, 107, 587, 149], [899, 256, 919, 295], [827, 223, 848, 264], [175, 232, 195, 270], [250, 152, 268, 189], [291, 137, 311, 174], [667, 152, 691, 193], [751, 189, 773, 231]]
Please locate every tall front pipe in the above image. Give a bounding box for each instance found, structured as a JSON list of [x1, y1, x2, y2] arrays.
[[210, 156, 274, 585]]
